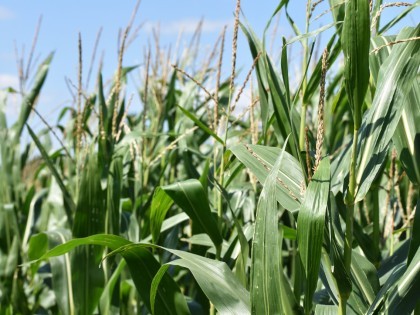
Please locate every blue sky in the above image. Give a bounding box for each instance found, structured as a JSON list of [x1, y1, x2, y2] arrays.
[[0, 1, 417, 131], [0, 1, 316, 126]]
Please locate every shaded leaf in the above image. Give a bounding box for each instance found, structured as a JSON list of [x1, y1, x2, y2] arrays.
[[162, 179, 222, 250]]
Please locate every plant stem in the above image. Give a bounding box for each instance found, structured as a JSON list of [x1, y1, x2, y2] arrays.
[[342, 127, 359, 313]]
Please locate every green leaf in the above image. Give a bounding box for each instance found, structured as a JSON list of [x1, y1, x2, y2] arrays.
[[106, 155, 123, 235], [230, 144, 304, 212], [99, 260, 126, 315], [378, 0, 420, 34], [177, 105, 224, 145], [150, 187, 174, 244], [162, 179, 222, 250], [72, 153, 105, 315], [297, 158, 331, 314], [341, 0, 370, 128], [286, 22, 340, 47], [0, 91, 8, 132], [167, 250, 250, 315], [408, 195, 420, 264], [34, 234, 189, 315], [384, 246, 420, 314], [370, 36, 420, 186], [14, 53, 54, 141], [393, 80, 420, 185], [26, 125, 75, 226], [143, 245, 250, 315], [314, 304, 338, 315], [367, 263, 406, 314], [29, 230, 74, 315], [350, 251, 378, 307], [331, 26, 420, 201], [240, 22, 300, 154], [250, 137, 296, 315]]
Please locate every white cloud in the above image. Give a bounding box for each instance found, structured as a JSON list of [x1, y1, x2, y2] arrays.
[[0, 74, 19, 89], [0, 6, 14, 20], [143, 18, 230, 35]]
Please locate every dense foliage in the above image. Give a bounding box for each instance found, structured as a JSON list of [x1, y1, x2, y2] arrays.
[[1, 0, 419, 314]]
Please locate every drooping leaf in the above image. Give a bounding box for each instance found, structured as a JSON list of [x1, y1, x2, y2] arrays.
[[26, 125, 75, 226], [164, 250, 250, 315], [178, 105, 224, 145], [230, 144, 304, 212], [129, 244, 251, 315], [162, 179, 222, 250], [33, 234, 190, 315]]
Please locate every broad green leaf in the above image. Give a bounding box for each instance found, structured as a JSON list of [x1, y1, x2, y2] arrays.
[[251, 137, 295, 315], [166, 250, 250, 315], [353, 26, 420, 201], [162, 179, 222, 250], [350, 252, 378, 307], [342, 0, 370, 128], [331, 26, 420, 201], [133, 245, 250, 315], [393, 81, 420, 185], [29, 230, 74, 315], [72, 153, 105, 315], [230, 144, 304, 212], [369, 35, 395, 82], [297, 158, 330, 314], [33, 234, 189, 315], [150, 187, 174, 244], [370, 36, 420, 185]]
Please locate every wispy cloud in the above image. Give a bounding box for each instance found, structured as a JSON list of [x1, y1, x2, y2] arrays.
[[143, 18, 230, 35], [0, 74, 19, 89], [0, 6, 14, 20]]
